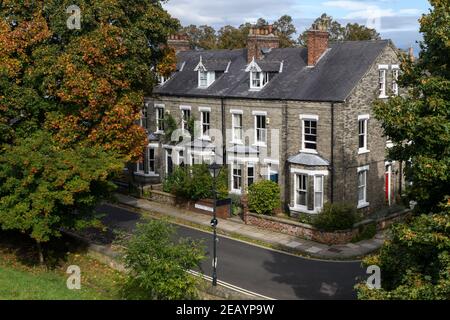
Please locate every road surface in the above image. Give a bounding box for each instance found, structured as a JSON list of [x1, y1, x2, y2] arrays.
[[97, 204, 365, 300]]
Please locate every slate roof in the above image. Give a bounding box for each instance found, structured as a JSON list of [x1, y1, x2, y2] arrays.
[[288, 152, 330, 166], [154, 40, 390, 102]]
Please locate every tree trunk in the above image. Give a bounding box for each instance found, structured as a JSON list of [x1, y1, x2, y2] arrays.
[[36, 240, 44, 265]]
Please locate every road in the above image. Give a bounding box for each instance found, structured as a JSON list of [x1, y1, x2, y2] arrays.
[[97, 204, 366, 300]]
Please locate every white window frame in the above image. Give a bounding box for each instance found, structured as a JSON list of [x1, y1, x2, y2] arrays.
[[231, 112, 243, 144], [254, 113, 267, 146], [290, 168, 328, 214], [250, 71, 269, 90], [231, 162, 242, 194], [357, 165, 370, 208], [198, 71, 215, 88], [300, 114, 319, 153], [180, 106, 191, 132], [295, 173, 308, 209], [200, 109, 211, 140], [155, 104, 165, 133], [358, 114, 370, 154], [378, 65, 388, 98], [314, 175, 324, 210], [392, 65, 399, 96]]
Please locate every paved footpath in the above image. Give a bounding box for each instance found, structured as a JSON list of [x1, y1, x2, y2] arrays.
[[113, 194, 385, 260]]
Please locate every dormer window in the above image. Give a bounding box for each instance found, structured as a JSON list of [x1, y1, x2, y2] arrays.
[[199, 70, 208, 87], [194, 56, 217, 88], [198, 70, 215, 88], [250, 71, 270, 90], [246, 57, 277, 91]]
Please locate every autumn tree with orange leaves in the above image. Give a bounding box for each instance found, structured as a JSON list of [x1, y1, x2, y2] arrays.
[[0, 0, 179, 263]]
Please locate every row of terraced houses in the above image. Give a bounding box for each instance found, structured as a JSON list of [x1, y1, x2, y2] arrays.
[[127, 23, 406, 216]]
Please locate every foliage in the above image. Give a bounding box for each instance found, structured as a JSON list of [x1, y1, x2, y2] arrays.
[[373, 0, 450, 213], [273, 15, 297, 48], [313, 202, 358, 231], [298, 213, 316, 225], [248, 180, 281, 215], [162, 112, 178, 143], [351, 222, 377, 243], [156, 47, 177, 78], [183, 15, 297, 50], [0, 131, 122, 243], [229, 193, 242, 216], [298, 13, 380, 45], [356, 205, 450, 300], [120, 220, 205, 300], [0, 1, 179, 253], [164, 164, 228, 201]]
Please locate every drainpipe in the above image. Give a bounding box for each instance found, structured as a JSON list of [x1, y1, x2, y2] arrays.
[[221, 97, 226, 165], [330, 103, 335, 203]]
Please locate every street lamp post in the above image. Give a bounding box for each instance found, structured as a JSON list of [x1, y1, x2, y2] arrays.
[[208, 162, 222, 287]]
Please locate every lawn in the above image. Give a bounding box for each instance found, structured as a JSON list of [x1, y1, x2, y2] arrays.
[[0, 231, 124, 300]]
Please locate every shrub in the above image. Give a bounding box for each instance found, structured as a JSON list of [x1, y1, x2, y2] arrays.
[[163, 164, 228, 201], [351, 222, 377, 242], [229, 193, 242, 216], [313, 202, 358, 231], [248, 180, 280, 215], [120, 220, 205, 300]]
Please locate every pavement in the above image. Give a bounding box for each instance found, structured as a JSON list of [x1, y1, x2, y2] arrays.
[[112, 193, 386, 260], [96, 203, 366, 300]]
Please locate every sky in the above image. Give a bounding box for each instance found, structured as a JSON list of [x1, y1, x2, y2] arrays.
[[163, 0, 431, 53]]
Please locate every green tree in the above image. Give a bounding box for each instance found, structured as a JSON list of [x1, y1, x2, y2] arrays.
[[217, 25, 246, 49], [0, 0, 179, 262], [0, 131, 123, 263], [344, 23, 380, 41], [120, 220, 205, 300], [297, 13, 379, 45], [274, 15, 297, 48], [373, 0, 450, 213], [356, 205, 450, 300], [356, 0, 450, 300], [180, 24, 217, 49]]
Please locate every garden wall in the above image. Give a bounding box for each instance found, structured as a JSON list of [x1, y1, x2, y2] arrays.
[[145, 189, 231, 219], [245, 209, 411, 245]]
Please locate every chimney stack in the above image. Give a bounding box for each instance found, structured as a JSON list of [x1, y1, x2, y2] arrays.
[[167, 34, 191, 53], [247, 25, 280, 63], [307, 22, 329, 67]]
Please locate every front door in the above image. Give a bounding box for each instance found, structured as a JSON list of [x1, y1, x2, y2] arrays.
[[385, 164, 392, 206]]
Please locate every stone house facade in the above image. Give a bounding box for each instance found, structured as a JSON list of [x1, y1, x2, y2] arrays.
[[131, 24, 404, 216]]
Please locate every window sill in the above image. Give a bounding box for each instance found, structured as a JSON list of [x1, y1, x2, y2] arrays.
[[155, 130, 164, 135], [200, 136, 211, 141], [134, 172, 160, 178], [253, 142, 267, 148], [289, 206, 321, 214], [358, 149, 370, 155], [230, 189, 242, 195], [300, 149, 318, 154], [231, 140, 244, 145], [378, 95, 388, 99], [357, 202, 370, 209]]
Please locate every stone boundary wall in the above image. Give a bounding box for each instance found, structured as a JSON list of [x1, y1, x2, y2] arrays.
[[246, 209, 411, 245], [146, 190, 231, 219]]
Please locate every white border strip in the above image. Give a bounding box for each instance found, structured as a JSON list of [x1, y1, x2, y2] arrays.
[[187, 270, 275, 300]]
